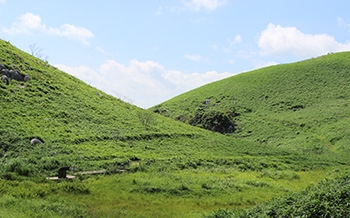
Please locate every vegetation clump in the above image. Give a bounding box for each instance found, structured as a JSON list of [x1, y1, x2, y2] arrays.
[[189, 109, 237, 134]]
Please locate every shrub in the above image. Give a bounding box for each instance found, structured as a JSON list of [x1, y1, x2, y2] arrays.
[[2, 158, 37, 177], [189, 110, 236, 134], [137, 111, 156, 126]]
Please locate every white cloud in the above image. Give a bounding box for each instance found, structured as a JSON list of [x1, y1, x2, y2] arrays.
[[253, 60, 279, 69], [47, 24, 93, 44], [2, 12, 94, 44], [221, 35, 242, 53], [2, 13, 45, 34], [258, 23, 350, 58], [184, 54, 202, 61], [163, 70, 232, 88], [96, 47, 107, 54], [55, 59, 233, 108], [228, 34, 242, 46], [54, 64, 103, 83], [183, 0, 227, 11]]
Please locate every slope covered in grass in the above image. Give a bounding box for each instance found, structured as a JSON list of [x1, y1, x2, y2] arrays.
[[0, 39, 239, 176], [207, 172, 350, 218], [2, 39, 340, 177], [151, 52, 350, 157], [1, 39, 349, 217]]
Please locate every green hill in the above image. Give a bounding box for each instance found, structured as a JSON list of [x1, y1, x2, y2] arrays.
[[1, 39, 349, 217], [151, 52, 350, 156], [0, 39, 224, 174]]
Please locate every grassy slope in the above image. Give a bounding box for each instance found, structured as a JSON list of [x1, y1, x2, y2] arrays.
[[151, 52, 350, 156], [206, 172, 350, 217], [0, 39, 225, 173], [150, 52, 350, 217], [0, 39, 349, 217]]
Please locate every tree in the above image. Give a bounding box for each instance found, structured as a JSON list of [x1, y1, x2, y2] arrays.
[[138, 111, 156, 126], [29, 43, 49, 62]]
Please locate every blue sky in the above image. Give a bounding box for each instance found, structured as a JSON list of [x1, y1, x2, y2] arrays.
[[1, 0, 350, 108]]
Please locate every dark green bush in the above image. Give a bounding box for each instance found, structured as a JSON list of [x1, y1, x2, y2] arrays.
[[189, 110, 236, 134]]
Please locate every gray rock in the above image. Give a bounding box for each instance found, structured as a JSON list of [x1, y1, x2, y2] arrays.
[[30, 138, 43, 145], [1, 69, 10, 78], [24, 74, 30, 82], [1, 75, 9, 85], [9, 69, 25, 81], [202, 99, 211, 104]]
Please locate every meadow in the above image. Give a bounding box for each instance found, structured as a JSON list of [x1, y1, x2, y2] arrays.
[[1, 39, 350, 217]]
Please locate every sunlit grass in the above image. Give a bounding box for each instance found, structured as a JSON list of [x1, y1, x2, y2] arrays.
[[1, 39, 350, 217], [60, 167, 341, 217]]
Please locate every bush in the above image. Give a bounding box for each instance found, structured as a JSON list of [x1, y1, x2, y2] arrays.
[[189, 110, 236, 134], [137, 111, 156, 126], [2, 158, 37, 177]]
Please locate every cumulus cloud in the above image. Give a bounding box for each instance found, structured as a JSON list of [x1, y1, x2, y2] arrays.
[[2, 12, 94, 44], [258, 23, 350, 58], [184, 54, 202, 61], [54, 64, 104, 83], [56, 59, 233, 108], [183, 0, 228, 11], [2, 13, 45, 34]]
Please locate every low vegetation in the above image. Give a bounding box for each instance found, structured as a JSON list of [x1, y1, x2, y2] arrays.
[[152, 52, 350, 153], [1, 39, 350, 217], [207, 172, 350, 217]]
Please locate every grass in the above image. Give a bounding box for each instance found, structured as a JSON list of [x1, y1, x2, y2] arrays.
[[1, 39, 350, 217], [0, 166, 343, 218], [206, 171, 350, 217], [151, 52, 350, 152], [0, 180, 89, 218]]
